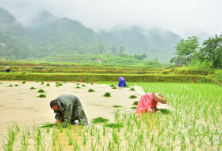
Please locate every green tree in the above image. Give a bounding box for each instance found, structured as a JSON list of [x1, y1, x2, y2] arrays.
[[97, 44, 105, 54], [196, 34, 222, 68], [111, 45, 117, 55], [172, 36, 199, 65], [119, 45, 125, 54]]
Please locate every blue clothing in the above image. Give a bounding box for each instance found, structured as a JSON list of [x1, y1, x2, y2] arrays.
[[118, 77, 126, 87]]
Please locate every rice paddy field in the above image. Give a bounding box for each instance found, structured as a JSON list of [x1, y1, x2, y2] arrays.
[[0, 81, 222, 151]]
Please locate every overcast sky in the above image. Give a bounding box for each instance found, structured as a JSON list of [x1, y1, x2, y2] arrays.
[[1, 0, 222, 37]]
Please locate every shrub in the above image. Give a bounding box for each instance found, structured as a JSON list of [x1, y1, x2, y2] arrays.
[[130, 88, 135, 91], [38, 94, 46, 98], [132, 101, 138, 105], [92, 117, 109, 123], [129, 95, 137, 98], [38, 89, 45, 93], [113, 105, 123, 108], [88, 89, 95, 92], [41, 81, 44, 85], [104, 92, 111, 97], [30, 87, 36, 89], [46, 83, 50, 86], [104, 123, 123, 128], [76, 86, 80, 88], [22, 81, 26, 84]]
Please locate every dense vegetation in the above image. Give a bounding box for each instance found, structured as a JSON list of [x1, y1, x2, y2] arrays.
[[170, 35, 222, 68]]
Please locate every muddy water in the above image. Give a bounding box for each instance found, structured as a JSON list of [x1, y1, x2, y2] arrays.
[[0, 81, 141, 149], [0, 81, 170, 150]]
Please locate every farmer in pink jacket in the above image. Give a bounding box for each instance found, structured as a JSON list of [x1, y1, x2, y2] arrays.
[[136, 92, 167, 114]]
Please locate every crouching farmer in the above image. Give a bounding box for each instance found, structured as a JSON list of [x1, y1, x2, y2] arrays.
[[136, 92, 167, 114], [50, 94, 88, 128]]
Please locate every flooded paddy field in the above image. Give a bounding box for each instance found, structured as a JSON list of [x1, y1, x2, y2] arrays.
[[0, 81, 221, 151]]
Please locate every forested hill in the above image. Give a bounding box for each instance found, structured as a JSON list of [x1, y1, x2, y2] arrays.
[[0, 7, 182, 61]]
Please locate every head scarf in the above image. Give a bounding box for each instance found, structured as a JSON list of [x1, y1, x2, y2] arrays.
[[136, 93, 158, 114]]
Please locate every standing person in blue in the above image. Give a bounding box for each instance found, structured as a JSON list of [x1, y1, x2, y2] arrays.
[[118, 76, 126, 87], [50, 94, 88, 128]]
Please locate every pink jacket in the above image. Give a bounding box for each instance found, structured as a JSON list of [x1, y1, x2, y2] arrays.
[[136, 93, 158, 114]]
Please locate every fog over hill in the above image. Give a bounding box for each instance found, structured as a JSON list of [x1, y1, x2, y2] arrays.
[[0, 7, 214, 62]]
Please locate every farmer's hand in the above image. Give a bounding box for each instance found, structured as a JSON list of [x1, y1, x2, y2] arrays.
[[55, 119, 60, 124]]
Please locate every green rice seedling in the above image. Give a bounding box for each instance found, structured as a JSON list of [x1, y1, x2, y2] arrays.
[[112, 129, 119, 144], [103, 92, 111, 97], [38, 89, 45, 93], [96, 130, 101, 144], [82, 84, 85, 87], [91, 139, 97, 151], [82, 132, 87, 145], [73, 138, 79, 151], [33, 128, 43, 151], [41, 81, 44, 85], [129, 95, 137, 98], [14, 123, 20, 132], [25, 126, 30, 135], [38, 94, 46, 98], [113, 105, 123, 108], [115, 110, 120, 122], [92, 117, 109, 124], [104, 123, 123, 128], [132, 101, 138, 105], [130, 88, 135, 91], [110, 84, 114, 87], [131, 107, 137, 109], [20, 131, 29, 151], [67, 122, 71, 129], [76, 86, 80, 88], [90, 82, 93, 85], [88, 89, 95, 92], [40, 123, 55, 128], [57, 122, 63, 133], [76, 83, 80, 85], [15, 84, 19, 86], [51, 129, 58, 146], [30, 86, 36, 89], [2, 126, 17, 151], [46, 83, 50, 86], [36, 81, 39, 83], [112, 86, 117, 89], [56, 82, 63, 87], [103, 125, 106, 136], [0, 82, 2, 84], [8, 84, 13, 87], [22, 81, 26, 84], [57, 139, 63, 151], [66, 129, 74, 145]]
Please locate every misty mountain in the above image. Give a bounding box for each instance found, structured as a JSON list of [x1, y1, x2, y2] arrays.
[[0, 7, 203, 62]]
